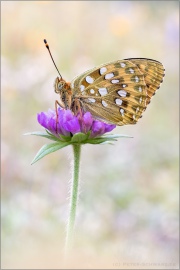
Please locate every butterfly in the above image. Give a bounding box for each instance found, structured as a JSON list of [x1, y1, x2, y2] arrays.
[[44, 40, 165, 126]]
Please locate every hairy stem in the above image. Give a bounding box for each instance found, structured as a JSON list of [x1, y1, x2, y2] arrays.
[[65, 144, 81, 256]]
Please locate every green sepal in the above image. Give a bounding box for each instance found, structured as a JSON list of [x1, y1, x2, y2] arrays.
[[45, 129, 72, 142], [58, 134, 72, 142], [71, 132, 91, 143], [25, 130, 132, 164], [23, 131, 60, 142], [31, 141, 70, 165]]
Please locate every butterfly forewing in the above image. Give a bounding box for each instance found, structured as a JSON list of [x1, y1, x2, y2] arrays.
[[71, 58, 165, 126]]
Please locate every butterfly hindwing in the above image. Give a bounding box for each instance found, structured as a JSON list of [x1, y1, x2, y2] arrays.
[[125, 58, 165, 104], [71, 59, 165, 126]]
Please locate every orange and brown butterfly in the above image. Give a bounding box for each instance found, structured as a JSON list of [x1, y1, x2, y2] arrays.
[[44, 39, 165, 126]]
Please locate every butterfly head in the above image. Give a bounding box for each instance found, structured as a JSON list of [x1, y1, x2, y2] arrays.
[[54, 77, 72, 109]]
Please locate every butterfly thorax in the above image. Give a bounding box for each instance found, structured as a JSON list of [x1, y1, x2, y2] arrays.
[[54, 77, 83, 115], [54, 77, 73, 110]]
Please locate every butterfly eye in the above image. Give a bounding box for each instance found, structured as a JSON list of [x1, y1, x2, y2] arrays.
[[54, 78, 66, 94], [58, 82, 64, 90]]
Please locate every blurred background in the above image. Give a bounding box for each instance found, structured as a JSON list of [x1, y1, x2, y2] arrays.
[[1, 1, 179, 269]]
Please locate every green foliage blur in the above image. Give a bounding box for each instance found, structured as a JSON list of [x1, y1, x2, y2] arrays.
[[1, 1, 179, 269]]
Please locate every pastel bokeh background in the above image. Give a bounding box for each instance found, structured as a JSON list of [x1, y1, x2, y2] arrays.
[[1, 1, 179, 269]]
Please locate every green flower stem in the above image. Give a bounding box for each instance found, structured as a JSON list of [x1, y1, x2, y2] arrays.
[[65, 144, 81, 255]]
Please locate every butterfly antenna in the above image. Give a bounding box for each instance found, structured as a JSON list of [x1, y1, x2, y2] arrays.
[[44, 39, 62, 79]]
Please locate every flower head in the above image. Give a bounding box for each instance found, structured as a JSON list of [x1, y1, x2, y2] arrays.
[[37, 107, 116, 139], [25, 107, 131, 164]]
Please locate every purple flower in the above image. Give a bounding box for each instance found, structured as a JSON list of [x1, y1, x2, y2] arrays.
[[37, 107, 116, 139]]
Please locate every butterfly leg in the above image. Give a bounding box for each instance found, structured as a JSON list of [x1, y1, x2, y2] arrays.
[[55, 100, 65, 133], [72, 98, 83, 117]]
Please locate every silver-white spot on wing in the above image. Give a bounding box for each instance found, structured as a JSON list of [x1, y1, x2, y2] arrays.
[[111, 79, 119, 84], [118, 90, 127, 97], [115, 99, 123, 105], [138, 86, 142, 92], [98, 87, 108, 96], [102, 100, 108, 107], [86, 76, 94, 84], [136, 107, 140, 113], [90, 89, 95, 94], [80, 85, 85, 92], [88, 98, 96, 103], [135, 76, 139, 82], [105, 73, 114, 79], [100, 67, 107, 75], [120, 62, 126, 68], [120, 108, 124, 115], [139, 97, 143, 104], [129, 68, 134, 74]]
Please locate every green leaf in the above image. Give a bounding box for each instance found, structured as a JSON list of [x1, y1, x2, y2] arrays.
[[24, 131, 48, 136], [24, 131, 60, 142], [44, 130, 70, 142], [59, 134, 72, 142], [31, 142, 70, 165], [99, 141, 115, 145], [101, 134, 133, 139], [87, 138, 117, 144], [71, 132, 90, 143], [86, 133, 133, 145]]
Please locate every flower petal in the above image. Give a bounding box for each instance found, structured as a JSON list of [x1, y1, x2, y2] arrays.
[[82, 112, 93, 132], [63, 110, 81, 134], [37, 107, 116, 139], [91, 121, 105, 138], [104, 123, 116, 133], [37, 112, 49, 129]]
